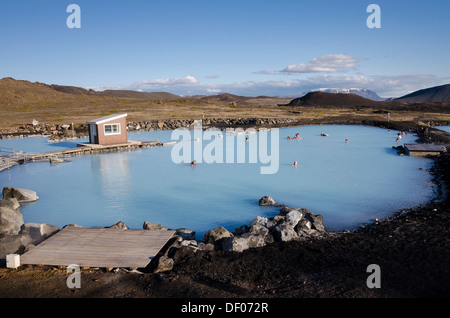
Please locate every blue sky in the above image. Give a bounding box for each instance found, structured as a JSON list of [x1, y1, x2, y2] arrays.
[[1, 0, 449, 97]]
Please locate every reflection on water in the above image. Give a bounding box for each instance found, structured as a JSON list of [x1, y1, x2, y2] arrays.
[[91, 153, 131, 221]]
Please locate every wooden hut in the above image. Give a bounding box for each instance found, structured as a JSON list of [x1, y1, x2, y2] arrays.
[[87, 113, 128, 145]]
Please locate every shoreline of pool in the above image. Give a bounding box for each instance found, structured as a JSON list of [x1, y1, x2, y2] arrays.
[[1, 119, 450, 298], [1, 120, 448, 237]]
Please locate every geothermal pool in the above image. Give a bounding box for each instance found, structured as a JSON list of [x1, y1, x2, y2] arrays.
[[0, 125, 437, 238]]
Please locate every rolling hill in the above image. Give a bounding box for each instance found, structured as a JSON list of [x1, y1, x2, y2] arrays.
[[286, 91, 383, 107], [396, 84, 450, 103], [50, 84, 180, 99], [0, 77, 180, 103], [306, 88, 385, 101]]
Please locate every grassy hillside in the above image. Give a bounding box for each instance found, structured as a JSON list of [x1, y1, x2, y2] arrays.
[[1, 77, 449, 130]]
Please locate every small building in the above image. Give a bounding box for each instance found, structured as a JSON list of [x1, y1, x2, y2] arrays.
[[404, 143, 447, 156], [87, 113, 128, 145]]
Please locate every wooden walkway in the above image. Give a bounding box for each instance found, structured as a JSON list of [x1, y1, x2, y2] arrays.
[[28, 140, 162, 161], [0, 141, 163, 171], [0, 157, 18, 172], [20, 227, 175, 269]]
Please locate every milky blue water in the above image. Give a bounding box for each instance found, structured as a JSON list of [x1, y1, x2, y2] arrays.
[[435, 126, 450, 133], [0, 125, 436, 239], [0, 136, 88, 154]]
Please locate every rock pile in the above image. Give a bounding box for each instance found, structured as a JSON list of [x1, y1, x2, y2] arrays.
[[0, 187, 59, 259], [166, 197, 327, 257], [0, 118, 298, 139], [198, 206, 326, 253], [0, 190, 326, 274]]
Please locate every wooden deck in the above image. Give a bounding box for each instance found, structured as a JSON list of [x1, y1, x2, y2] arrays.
[[0, 141, 165, 173], [0, 157, 18, 172], [20, 227, 175, 269], [28, 140, 162, 161], [404, 143, 447, 156]]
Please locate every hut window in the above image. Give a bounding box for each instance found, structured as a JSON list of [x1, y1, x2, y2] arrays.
[[104, 123, 120, 135]]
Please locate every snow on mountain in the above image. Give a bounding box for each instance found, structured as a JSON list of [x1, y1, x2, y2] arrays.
[[306, 88, 385, 101]]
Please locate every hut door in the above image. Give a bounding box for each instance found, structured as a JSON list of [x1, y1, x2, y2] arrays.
[[89, 124, 98, 144]]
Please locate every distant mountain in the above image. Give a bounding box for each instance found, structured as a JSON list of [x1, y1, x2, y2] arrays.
[[287, 91, 382, 107], [282, 88, 386, 101], [0, 77, 181, 102], [307, 88, 386, 101], [50, 84, 180, 99], [396, 84, 450, 103], [201, 93, 250, 102]]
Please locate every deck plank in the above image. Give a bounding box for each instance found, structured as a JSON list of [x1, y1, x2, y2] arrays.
[[20, 227, 175, 268]]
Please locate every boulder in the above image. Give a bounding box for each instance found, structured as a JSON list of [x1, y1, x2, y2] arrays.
[[250, 216, 270, 228], [0, 206, 24, 236], [285, 210, 303, 225], [203, 226, 233, 244], [107, 221, 128, 230], [267, 215, 285, 230], [2, 187, 39, 203], [175, 228, 195, 240], [21, 223, 59, 245], [222, 233, 267, 252], [0, 233, 32, 259], [178, 240, 198, 248], [248, 223, 270, 237], [258, 195, 276, 206], [197, 242, 215, 251], [297, 218, 312, 230], [221, 236, 249, 252], [297, 227, 320, 238], [143, 221, 168, 231], [63, 224, 83, 229], [304, 213, 325, 232], [242, 232, 268, 248], [280, 207, 312, 217], [273, 222, 298, 242], [0, 198, 20, 210], [153, 255, 174, 273], [232, 225, 249, 236]]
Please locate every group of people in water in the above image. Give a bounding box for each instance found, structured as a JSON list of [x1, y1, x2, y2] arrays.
[[288, 132, 350, 167], [395, 130, 407, 142], [189, 130, 352, 168], [287, 133, 302, 140]]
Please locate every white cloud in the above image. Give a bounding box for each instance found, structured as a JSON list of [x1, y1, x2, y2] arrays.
[[281, 54, 359, 74], [138, 75, 198, 86], [91, 74, 448, 99], [206, 88, 222, 93]]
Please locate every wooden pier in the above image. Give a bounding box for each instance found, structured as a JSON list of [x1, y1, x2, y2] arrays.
[[0, 140, 163, 172], [0, 147, 27, 172], [404, 143, 447, 156], [28, 140, 163, 161], [20, 226, 176, 269]]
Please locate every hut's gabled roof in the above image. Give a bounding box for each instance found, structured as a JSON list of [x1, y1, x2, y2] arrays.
[[87, 113, 127, 125]]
